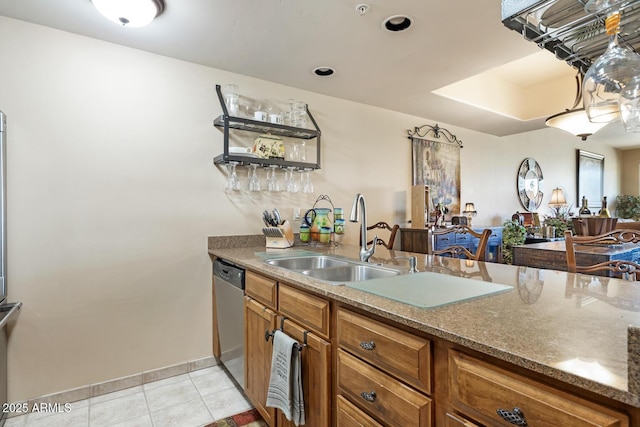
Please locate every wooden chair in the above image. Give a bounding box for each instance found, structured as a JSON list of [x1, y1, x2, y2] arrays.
[[564, 229, 640, 280], [429, 225, 491, 261], [361, 221, 399, 250]]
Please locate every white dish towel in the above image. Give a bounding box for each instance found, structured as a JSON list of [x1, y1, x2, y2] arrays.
[[265, 330, 305, 426]]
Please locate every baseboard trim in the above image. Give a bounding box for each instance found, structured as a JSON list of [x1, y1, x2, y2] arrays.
[[12, 356, 218, 417]]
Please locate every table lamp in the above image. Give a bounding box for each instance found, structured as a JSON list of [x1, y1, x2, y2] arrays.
[[463, 203, 477, 227], [549, 187, 567, 216]]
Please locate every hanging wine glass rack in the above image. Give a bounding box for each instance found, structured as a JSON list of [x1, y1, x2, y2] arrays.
[[502, 0, 640, 74], [212, 84, 322, 170]]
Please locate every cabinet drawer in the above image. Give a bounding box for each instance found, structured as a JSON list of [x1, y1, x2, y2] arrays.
[[338, 349, 432, 427], [445, 412, 480, 427], [278, 283, 330, 339], [336, 395, 383, 427], [435, 234, 455, 247], [455, 233, 472, 244], [245, 271, 277, 310], [449, 350, 629, 427], [337, 308, 431, 394]]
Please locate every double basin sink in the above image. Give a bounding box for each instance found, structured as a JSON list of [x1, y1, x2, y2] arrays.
[[265, 255, 401, 285]]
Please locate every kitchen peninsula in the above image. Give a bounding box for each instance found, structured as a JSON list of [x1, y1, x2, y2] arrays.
[[209, 236, 640, 426]]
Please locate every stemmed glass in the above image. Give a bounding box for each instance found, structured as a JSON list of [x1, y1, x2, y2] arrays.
[[248, 164, 261, 192], [266, 165, 280, 192], [224, 161, 240, 192], [301, 169, 313, 194], [284, 167, 298, 193], [582, 6, 640, 123]]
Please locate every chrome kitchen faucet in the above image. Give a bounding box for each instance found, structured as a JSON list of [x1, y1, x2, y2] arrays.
[[350, 193, 377, 262]]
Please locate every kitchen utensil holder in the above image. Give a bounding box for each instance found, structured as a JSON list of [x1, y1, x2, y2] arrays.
[[263, 220, 294, 248]]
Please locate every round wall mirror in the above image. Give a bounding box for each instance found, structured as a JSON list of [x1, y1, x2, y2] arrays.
[[517, 158, 544, 211]]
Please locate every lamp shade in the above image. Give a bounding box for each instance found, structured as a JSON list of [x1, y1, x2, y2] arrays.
[[545, 108, 608, 140], [463, 203, 477, 214], [549, 188, 567, 207], [92, 0, 164, 27]]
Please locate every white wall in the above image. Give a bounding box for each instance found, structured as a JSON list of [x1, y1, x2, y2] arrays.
[[0, 16, 622, 401]]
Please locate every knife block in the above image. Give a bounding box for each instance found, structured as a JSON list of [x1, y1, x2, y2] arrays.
[[263, 220, 295, 248]]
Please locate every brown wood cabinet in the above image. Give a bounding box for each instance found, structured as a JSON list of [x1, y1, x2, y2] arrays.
[[337, 308, 431, 394], [338, 349, 432, 426], [239, 268, 637, 426], [244, 297, 277, 426], [243, 271, 331, 427], [336, 395, 384, 427], [448, 350, 629, 427], [336, 307, 433, 426]]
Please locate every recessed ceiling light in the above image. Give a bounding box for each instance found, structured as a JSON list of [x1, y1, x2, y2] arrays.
[[313, 67, 335, 77], [383, 15, 412, 32]]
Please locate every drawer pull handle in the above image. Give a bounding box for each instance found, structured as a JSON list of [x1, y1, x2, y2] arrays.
[[360, 391, 376, 402], [359, 341, 376, 351], [496, 408, 527, 426]]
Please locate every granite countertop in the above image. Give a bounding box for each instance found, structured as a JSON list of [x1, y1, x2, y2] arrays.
[[516, 240, 640, 256], [208, 235, 640, 407]]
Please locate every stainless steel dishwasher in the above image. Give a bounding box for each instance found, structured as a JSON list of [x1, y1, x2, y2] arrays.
[[213, 258, 245, 388]]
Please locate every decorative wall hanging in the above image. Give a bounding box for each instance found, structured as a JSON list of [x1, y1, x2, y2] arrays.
[[517, 158, 544, 212], [576, 150, 604, 209], [408, 124, 462, 219]]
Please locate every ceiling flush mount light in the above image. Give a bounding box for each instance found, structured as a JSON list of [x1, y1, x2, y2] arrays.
[[313, 67, 334, 77], [546, 73, 607, 140], [383, 15, 412, 32], [91, 0, 164, 27]]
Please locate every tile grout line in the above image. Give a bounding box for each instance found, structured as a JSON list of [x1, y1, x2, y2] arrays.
[[188, 373, 216, 426]]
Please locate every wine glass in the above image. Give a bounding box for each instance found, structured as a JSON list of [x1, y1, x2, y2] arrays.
[[224, 161, 240, 192], [248, 164, 261, 192], [301, 169, 313, 194], [266, 165, 280, 192], [285, 167, 298, 193]]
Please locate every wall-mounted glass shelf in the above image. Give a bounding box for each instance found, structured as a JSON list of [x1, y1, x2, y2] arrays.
[[212, 84, 322, 170], [213, 115, 319, 140]]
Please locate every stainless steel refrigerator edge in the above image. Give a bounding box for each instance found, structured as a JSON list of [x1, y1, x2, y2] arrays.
[[0, 111, 23, 426]]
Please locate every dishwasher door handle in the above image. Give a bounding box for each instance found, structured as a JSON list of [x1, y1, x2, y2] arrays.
[[0, 302, 22, 330]]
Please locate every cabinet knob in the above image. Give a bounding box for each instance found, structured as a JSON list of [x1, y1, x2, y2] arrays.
[[360, 390, 377, 402], [496, 407, 527, 426], [359, 341, 376, 351]]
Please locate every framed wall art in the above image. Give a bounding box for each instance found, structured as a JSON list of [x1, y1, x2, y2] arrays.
[[408, 124, 462, 218], [576, 149, 604, 209]]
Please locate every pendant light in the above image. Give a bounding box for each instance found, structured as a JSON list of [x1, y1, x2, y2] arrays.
[[582, 9, 640, 123], [545, 73, 608, 140], [91, 0, 164, 27]]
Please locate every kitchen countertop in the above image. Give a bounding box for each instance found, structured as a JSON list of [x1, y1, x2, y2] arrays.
[[208, 235, 640, 407]]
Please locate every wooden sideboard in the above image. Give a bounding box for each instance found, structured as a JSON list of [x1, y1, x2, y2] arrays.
[[512, 240, 640, 274], [399, 226, 502, 263]]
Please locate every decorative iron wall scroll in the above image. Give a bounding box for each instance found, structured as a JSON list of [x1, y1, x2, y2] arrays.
[[408, 124, 462, 218]]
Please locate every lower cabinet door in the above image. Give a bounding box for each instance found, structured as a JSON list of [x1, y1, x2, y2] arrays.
[[336, 395, 383, 427], [277, 318, 331, 427], [338, 349, 432, 426], [244, 297, 277, 427]]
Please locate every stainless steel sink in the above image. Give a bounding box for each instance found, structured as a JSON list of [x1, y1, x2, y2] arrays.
[[264, 255, 401, 285], [266, 256, 350, 270], [301, 264, 401, 283]]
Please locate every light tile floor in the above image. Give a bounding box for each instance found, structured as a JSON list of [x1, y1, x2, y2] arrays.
[[4, 365, 253, 427]]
